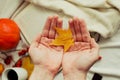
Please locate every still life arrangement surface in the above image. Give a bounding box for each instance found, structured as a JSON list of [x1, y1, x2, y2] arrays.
[[0, 18, 34, 80]]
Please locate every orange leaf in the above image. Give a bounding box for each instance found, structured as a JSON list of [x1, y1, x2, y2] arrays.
[[0, 63, 4, 75], [51, 27, 74, 52], [22, 56, 34, 78]]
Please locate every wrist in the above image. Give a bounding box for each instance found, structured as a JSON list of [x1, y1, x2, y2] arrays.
[[29, 65, 55, 80], [63, 69, 87, 80]]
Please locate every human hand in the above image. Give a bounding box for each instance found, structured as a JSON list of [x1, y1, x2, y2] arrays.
[[28, 16, 63, 80], [62, 17, 100, 80]]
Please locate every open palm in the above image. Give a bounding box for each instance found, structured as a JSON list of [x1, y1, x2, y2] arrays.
[[62, 18, 100, 74], [29, 16, 63, 75]]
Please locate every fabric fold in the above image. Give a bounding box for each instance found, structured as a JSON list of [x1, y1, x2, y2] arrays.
[[25, 0, 120, 38]]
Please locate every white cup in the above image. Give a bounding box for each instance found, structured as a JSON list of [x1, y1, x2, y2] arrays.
[[2, 67, 28, 80]]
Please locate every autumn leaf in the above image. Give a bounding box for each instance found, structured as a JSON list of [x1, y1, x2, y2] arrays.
[[22, 56, 34, 78], [0, 63, 4, 75], [50, 27, 74, 52]]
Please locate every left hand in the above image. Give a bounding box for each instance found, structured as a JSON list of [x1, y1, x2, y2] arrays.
[[29, 15, 63, 76]]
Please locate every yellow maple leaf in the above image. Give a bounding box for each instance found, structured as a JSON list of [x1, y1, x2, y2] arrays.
[[50, 27, 74, 52], [22, 56, 34, 78]]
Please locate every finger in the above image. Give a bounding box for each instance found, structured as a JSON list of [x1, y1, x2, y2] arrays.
[[80, 19, 91, 42], [73, 17, 82, 42], [55, 18, 63, 37], [49, 15, 58, 39], [90, 38, 101, 63], [42, 16, 52, 37], [57, 18, 63, 28], [90, 38, 99, 54], [69, 19, 76, 41]]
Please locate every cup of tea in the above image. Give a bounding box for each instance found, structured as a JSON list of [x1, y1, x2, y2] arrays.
[[2, 67, 28, 80]]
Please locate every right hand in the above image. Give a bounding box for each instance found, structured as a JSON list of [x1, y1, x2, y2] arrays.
[[62, 17, 100, 79]]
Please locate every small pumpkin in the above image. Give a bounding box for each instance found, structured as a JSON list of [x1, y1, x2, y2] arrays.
[[0, 18, 20, 50]]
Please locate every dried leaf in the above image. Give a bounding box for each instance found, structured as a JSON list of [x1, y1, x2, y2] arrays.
[[51, 27, 74, 52], [22, 56, 34, 78]]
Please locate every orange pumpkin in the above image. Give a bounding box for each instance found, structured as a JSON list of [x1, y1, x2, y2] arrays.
[[0, 18, 20, 50]]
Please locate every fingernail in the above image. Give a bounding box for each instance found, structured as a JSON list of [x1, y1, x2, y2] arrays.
[[98, 56, 102, 60]]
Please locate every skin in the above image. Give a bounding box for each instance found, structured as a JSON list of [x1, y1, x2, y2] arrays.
[[28, 16, 100, 80], [62, 17, 100, 80], [28, 16, 63, 80]]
